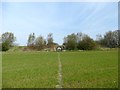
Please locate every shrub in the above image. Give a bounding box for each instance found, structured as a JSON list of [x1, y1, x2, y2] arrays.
[[77, 36, 97, 50]]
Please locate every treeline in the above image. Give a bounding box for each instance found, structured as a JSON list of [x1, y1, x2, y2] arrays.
[[63, 33, 97, 50], [0, 30, 119, 51], [26, 33, 58, 51], [96, 30, 120, 48], [63, 30, 120, 50]]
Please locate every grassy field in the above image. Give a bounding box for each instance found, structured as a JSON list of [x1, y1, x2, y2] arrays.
[[3, 52, 58, 88], [2, 50, 118, 88], [0, 52, 2, 89], [60, 50, 118, 88]]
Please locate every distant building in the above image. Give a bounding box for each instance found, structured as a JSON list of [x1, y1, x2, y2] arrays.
[[56, 45, 65, 51], [56, 46, 62, 51]]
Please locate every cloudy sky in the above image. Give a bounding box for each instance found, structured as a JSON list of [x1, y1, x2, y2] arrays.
[[1, 1, 118, 45]]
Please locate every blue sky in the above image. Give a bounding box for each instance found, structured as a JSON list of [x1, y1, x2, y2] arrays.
[[2, 2, 118, 45]]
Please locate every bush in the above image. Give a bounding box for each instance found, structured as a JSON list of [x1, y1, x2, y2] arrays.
[[2, 41, 10, 51], [77, 36, 97, 50]]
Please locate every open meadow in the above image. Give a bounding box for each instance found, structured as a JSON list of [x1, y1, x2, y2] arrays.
[[3, 52, 58, 88], [2, 50, 118, 88]]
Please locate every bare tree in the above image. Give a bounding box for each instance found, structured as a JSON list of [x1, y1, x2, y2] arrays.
[[27, 33, 35, 49], [47, 33, 54, 48]]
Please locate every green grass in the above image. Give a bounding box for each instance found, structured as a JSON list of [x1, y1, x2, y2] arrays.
[[0, 52, 2, 89], [2, 50, 118, 88], [7, 46, 26, 52], [2, 52, 58, 88], [60, 50, 118, 88]]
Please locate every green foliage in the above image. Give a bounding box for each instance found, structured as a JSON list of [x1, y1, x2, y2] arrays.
[[118, 30, 120, 48], [64, 33, 78, 50], [2, 32, 16, 46], [77, 36, 97, 50], [1, 32, 16, 51], [2, 41, 10, 51], [96, 30, 119, 48], [64, 33, 97, 50]]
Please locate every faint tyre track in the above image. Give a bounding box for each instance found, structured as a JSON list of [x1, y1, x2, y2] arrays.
[[56, 52, 62, 88]]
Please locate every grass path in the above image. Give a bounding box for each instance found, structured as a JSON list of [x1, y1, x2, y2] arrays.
[[56, 52, 62, 88]]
